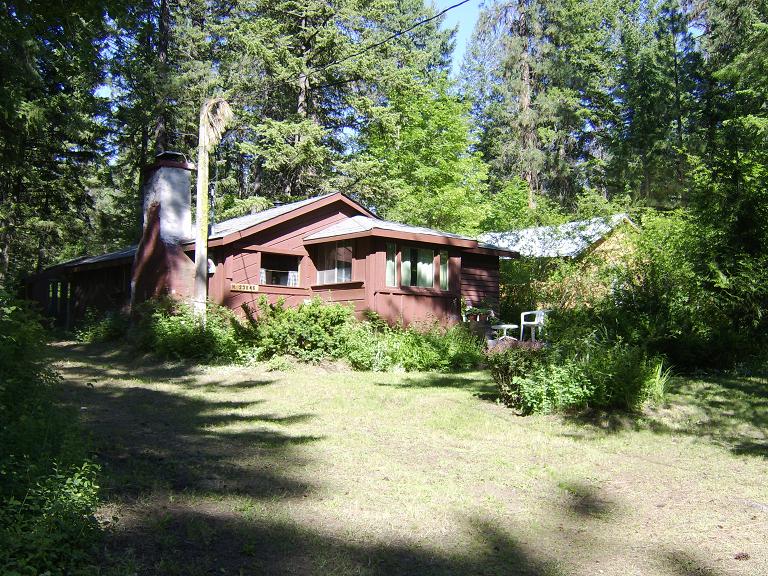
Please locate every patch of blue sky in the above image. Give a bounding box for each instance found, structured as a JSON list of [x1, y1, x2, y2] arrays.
[[431, 0, 481, 77]]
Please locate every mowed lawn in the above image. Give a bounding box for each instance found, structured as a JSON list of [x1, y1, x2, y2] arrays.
[[52, 342, 767, 576]]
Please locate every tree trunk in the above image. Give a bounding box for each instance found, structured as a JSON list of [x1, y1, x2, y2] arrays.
[[0, 225, 10, 287], [517, 3, 538, 209], [193, 103, 210, 321], [154, 0, 170, 152]]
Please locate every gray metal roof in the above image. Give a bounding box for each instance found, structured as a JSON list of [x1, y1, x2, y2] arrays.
[[479, 214, 633, 258], [303, 214, 477, 242], [208, 193, 336, 239], [57, 245, 138, 269]]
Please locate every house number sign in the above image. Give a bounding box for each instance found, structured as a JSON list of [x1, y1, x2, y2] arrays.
[[230, 283, 259, 293]]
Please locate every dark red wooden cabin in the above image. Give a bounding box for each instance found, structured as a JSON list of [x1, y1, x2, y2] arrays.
[[27, 157, 515, 326]]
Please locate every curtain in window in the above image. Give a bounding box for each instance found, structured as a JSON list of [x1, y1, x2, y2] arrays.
[[317, 243, 353, 284], [440, 250, 449, 290], [386, 243, 397, 287], [337, 244, 352, 282], [416, 249, 433, 287], [400, 247, 433, 287]]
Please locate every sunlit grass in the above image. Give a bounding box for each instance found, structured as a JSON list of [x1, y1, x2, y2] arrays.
[[52, 342, 768, 576]]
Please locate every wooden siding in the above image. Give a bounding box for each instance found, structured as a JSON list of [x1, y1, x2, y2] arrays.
[[460, 253, 500, 309], [210, 199, 371, 315]]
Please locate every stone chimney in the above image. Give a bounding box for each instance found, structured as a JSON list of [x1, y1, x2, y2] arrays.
[[141, 151, 195, 242], [131, 152, 197, 310]]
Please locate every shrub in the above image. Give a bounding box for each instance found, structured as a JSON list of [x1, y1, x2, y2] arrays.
[[0, 289, 101, 575], [485, 339, 547, 406], [486, 330, 668, 414], [343, 321, 485, 372], [138, 297, 239, 361], [75, 308, 129, 343], [0, 461, 100, 575], [239, 297, 355, 363], [516, 361, 592, 415], [580, 341, 669, 412]]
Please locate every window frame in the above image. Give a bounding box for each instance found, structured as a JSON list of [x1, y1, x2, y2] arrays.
[[388, 243, 450, 292], [259, 252, 301, 287], [316, 241, 354, 285]]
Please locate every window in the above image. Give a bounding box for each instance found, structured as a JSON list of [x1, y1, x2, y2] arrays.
[[401, 246, 434, 288], [260, 253, 300, 286], [317, 242, 353, 284], [385, 243, 397, 287], [440, 250, 449, 290]]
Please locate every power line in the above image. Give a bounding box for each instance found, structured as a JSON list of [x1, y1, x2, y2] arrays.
[[311, 0, 472, 74]]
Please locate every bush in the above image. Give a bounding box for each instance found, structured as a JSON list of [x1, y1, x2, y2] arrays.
[[485, 339, 547, 406], [516, 361, 592, 415], [580, 341, 669, 411], [486, 332, 668, 414], [137, 297, 239, 361], [75, 308, 129, 343], [343, 320, 485, 372], [0, 289, 101, 575], [238, 297, 355, 363], [0, 461, 100, 575]]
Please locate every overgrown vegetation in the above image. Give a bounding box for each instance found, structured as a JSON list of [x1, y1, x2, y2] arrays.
[[134, 296, 486, 373], [0, 289, 100, 574], [75, 308, 130, 344], [136, 297, 240, 362], [486, 337, 668, 415]]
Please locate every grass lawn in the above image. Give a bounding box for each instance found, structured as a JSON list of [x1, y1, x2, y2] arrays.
[[51, 342, 767, 576]]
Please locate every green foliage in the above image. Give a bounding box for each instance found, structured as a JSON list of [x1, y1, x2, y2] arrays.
[[75, 308, 130, 344], [0, 461, 100, 575], [352, 79, 489, 235], [515, 362, 592, 415], [486, 314, 669, 414], [485, 339, 548, 406], [217, 195, 272, 220], [0, 289, 100, 574], [343, 321, 485, 372], [138, 298, 240, 361], [238, 297, 355, 363]]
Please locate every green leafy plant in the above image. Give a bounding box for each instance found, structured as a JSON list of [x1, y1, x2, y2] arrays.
[[0, 289, 101, 575], [238, 297, 355, 363], [137, 297, 239, 361], [75, 308, 130, 343], [485, 339, 548, 406]]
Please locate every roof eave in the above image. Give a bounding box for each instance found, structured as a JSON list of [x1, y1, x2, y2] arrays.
[[304, 228, 479, 248], [184, 192, 375, 248]]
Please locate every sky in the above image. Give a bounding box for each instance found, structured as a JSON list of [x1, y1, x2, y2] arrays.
[[432, 0, 482, 76]]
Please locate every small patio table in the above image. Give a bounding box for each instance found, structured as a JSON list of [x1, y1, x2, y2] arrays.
[[491, 323, 518, 339]]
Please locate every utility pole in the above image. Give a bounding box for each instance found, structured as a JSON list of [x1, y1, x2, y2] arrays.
[[193, 98, 233, 322]]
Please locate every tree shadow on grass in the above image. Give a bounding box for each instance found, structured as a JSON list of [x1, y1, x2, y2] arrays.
[[53, 343, 321, 504], [106, 508, 566, 576], [560, 375, 768, 458]]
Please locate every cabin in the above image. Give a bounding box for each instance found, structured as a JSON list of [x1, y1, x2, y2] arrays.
[[27, 154, 515, 327]]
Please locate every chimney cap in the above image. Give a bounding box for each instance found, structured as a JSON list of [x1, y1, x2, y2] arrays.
[[144, 151, 196, 174], [155, 151, 188, 163]]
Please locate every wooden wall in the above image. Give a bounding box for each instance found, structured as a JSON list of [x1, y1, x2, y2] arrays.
[[210, 201, 369, 315], [460, 253, 500, 309]]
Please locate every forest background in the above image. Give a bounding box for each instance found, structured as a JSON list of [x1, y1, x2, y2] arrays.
[[1, 0, 766, 361]]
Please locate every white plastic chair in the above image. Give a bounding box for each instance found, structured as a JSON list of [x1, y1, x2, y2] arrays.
[[519, 310, 550, 342]]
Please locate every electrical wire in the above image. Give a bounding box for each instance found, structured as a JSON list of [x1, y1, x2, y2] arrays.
[[311, 0, 472, 74]]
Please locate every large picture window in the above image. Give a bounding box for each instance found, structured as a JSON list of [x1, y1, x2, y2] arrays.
[[317, 242, 353, 284], [401, 246, 434, 288]]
